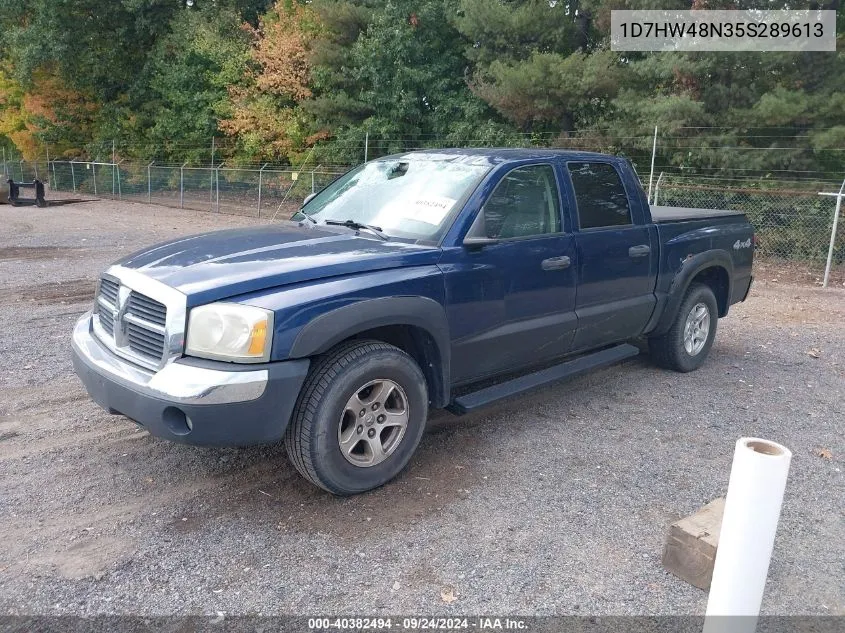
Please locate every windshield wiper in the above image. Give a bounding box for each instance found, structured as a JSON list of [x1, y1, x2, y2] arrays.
[[323, 219, 388, 240]]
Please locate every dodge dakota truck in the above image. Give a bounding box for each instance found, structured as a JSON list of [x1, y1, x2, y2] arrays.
[[72, 149, 754, 494]]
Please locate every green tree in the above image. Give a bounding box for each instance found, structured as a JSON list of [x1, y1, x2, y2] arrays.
[[134, 6, 252, 162], [0, 0, 182, 101], [602, 48, 845, 179], [453, 0, 580, 66], [305, 0, 517, 162], [453, 0, 622, 134], [0, 0, 274, 158]]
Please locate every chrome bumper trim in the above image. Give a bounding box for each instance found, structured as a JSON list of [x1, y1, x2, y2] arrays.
[[73, 313, 268, 405]]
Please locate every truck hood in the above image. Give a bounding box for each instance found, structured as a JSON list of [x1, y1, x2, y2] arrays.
[[116, 222, 441, 306]]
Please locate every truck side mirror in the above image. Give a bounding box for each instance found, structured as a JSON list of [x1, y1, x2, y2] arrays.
[[462, 208, 499, 249], [302, 192, 317, 207]]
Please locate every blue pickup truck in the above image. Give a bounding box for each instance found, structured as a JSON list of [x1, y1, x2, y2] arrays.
[[72, 149, 754, 494]]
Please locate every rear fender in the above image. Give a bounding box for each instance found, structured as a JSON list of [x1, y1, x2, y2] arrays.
[[648, 250, 734, 337]]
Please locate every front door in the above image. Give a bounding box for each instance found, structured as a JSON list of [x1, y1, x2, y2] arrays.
[[442, 163, 578, 384]]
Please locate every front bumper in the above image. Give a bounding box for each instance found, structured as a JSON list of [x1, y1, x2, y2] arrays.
[[71, 313, 309, 446]]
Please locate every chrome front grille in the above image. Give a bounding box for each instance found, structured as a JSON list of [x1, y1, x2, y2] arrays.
[[99, 278, 119, 305], [126, 319, 166, 360], [127, 292, 167, 327], [92, 269, 185, 370], [98, 306, 115, 336]]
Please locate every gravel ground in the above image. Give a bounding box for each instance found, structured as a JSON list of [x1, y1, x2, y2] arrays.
[[0, 198, 843, 616]]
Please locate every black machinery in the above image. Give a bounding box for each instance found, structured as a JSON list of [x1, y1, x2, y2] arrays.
[[7, 178, 47, 207]]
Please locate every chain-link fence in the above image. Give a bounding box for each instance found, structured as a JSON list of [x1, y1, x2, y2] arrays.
[[43, 160, 346, 219], [5, 157, 844, 270], [3, 158, 50, 183]]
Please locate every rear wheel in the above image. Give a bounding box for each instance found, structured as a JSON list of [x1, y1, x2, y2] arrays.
[[284, 340, 428, 495], [649, 283, 718, 372]]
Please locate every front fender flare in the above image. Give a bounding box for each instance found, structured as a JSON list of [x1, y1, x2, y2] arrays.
[[288, 296, 450, 407]]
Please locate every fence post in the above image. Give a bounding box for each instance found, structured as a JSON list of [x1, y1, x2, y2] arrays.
[[92, 162, 97, 196], [647, 125, 658, 204], [311, 169, 315, 194], [148, 162, 153, 203], [112, 140, 116, 199], [364, 132, 369, 163], [51, 159, 57, 192], [216, 163, 222, 213], [821, 178, 845, 288], [33, 159, 38, 181], [654, 172, 665, 206], [210, 138, 215, 210], [19, 159, 24, 182], [2, 147, 6, 177], [70, 160, 77, 193], [257, 163, 268, 218], [180, 162, 186, 209], [116, 160, 122, 199]]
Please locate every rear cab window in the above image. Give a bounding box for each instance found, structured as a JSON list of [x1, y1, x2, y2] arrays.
[[567, 162, 632, 230]]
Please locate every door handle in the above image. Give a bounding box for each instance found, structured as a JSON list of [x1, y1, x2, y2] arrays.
[[628, 244, 651, 258], [541, 256, 571, 271]]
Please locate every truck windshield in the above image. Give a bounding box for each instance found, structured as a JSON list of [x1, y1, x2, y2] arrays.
[[297, 159, 490, 241]]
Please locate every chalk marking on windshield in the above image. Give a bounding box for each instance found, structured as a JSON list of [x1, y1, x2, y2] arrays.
[[409, 196, 457, 225]]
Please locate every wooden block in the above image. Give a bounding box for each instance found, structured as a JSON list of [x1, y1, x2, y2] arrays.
[[662, 497, 725, 590]]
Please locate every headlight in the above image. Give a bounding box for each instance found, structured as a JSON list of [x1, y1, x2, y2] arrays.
[[185, 303, 273, 363]]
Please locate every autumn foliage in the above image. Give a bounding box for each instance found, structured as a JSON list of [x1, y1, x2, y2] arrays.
[[220, 1, 322, 160], [0, 70, 97, 159]]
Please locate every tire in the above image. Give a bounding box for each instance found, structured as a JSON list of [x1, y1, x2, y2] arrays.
[[284, 340, 429, 495], [649, 283, 719, 373]]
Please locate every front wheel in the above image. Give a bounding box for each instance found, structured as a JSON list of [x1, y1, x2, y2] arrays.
[[284, 340, 428, 495], [649, 283, 718, 373]]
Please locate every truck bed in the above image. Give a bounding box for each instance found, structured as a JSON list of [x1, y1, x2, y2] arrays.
[[650, 205, 745, 223]]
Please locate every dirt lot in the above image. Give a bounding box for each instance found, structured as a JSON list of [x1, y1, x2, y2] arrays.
[[0, 199, 843, 616]]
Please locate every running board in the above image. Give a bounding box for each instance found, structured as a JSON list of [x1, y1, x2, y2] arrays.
[[447, 343, 640, 415]]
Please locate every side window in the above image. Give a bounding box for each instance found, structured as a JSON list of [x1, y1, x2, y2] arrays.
[[474, 164, 561, 239], [568, 162, 632, 229]]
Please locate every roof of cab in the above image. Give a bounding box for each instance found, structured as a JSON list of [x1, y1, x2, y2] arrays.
[[381, 147, 624, 166]]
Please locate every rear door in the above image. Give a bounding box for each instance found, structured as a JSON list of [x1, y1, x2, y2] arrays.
[[563, 161, 657, 352], [443, 163, 578, 383]]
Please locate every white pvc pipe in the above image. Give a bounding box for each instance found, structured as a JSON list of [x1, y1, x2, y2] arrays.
[[703, 438, 792, 633]]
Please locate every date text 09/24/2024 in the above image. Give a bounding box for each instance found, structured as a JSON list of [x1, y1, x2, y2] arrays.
[[308, 617, 527, 630]]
